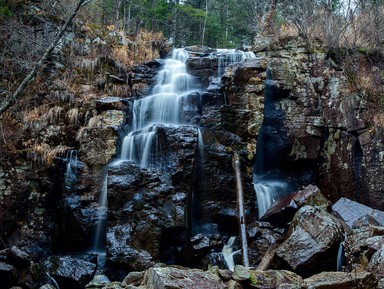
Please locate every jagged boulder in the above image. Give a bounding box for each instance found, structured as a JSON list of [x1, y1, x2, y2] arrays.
[[275, 206, 344, 276], [304, 271, 377, 289], [368, 247, 384, 279], [43, 256, 96, 289], [332, 197, 384, 228]]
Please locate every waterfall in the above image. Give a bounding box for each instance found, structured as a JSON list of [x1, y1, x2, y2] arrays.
[[64, 150, 78, 192], [253, 179, 288, 218], [254, 183, 274, 219], [216, 49, 256, 77], [222, 237, 240, 271], [120, 48, 196, 166], [91, 173, 108, 273]]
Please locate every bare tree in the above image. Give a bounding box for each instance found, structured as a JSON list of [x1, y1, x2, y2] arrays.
[[0, 0, 88, 115]]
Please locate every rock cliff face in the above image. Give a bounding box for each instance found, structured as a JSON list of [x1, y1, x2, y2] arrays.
[[249, 37, 384, 209], [1, 29, 384, 288]]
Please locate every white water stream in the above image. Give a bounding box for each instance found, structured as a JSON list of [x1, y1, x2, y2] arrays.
[[222, 236, 240, 271]]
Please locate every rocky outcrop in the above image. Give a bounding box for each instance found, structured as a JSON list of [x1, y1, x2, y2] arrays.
[[252, 37, 384, 209]]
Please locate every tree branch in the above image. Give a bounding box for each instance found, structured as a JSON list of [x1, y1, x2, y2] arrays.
[[0, 0, 87, 115]]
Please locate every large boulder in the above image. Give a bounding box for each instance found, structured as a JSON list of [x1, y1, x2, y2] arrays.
[[43, 256, 96, 289], [368, 247, 384, 279], [304, 271, 377, 289], [275, 206, 344, 276]]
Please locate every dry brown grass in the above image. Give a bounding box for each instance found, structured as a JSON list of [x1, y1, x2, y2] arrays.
[[27, 143, 69, 166], [67, 107, 80, 125], [76, 115, 99, 141]]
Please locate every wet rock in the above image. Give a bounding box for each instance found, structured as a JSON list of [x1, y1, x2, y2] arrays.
[[39, 285, 56, 289], [106, 224, 155, 280], [179, 91, 200, 123], [123, 271, 145, 286], [178, 234, 223, 267], [368, 247, 384, 279], [232, 266, 305, 289], [304, 271, 377, 289], [144, 266, 226, 289], [85, 274, 110, 288], [261, 185, 329, 227], [79, 127, 119, 168], [275, 206, 344, 276], [247, 221, 283, 267], [226, 279, 243, 289], [0, 246, 31, 269], [332, 197, 384, 228], [43, 256, 96, 289], [145, 58, 165, 68], [248, 270, 305, 289], [201, 252, 228, 270], [95, 97, 128, 112], [0, 261, 17, 288], [185, 46, 216, 56]]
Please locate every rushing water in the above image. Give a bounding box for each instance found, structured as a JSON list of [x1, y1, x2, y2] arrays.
[[120, 49, 195, 166], [64, 150, 78, 192], [222, 237, 240, 271], [216, 49, 256, 77]]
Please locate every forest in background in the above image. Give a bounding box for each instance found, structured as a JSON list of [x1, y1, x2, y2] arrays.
[[1, 0, 384, 48]]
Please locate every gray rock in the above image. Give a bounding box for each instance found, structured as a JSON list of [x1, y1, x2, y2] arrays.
[[43, 256, 96, 288], [276, 206, 344, 275], [248, 269, 305, 289], [123, 271, 145, 286], [332, 197, 384, 228], [144, 266, 226, 289], [368, 246, 384, 279], [305, 271, 377, 289]]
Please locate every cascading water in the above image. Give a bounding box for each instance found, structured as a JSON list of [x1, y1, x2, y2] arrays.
[[253, 180, 288, 218], [221, 237, 240, 271], [64, 150, 78, 192], [91, 173, 108, 273], [120, 48, 195, 166], [216, 49, 256, 77]]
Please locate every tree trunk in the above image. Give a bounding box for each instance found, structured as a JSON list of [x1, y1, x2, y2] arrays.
[[0, 0, 87, 116], [201, 0, 208, 45]]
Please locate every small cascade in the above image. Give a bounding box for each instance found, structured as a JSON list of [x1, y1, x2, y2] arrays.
[[46, 272, 60, 289], [197, 127, 205, 161], [120, 126, 158, 167], [254, 183, 274, 218], [91, 173, 108, 273], [337, 234, 346, 271], [222, 237, 240, 271], [216, 49, 256, 77], [253, 179, 287, 218], [64, 150, 78, 192]]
